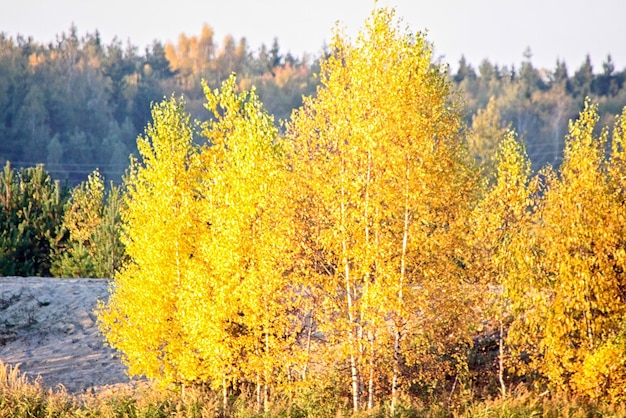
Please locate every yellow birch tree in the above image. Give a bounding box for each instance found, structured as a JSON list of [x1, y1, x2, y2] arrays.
[[467, 96, 511, 182], [193, 75, 296, 411], [98, 74, 297, 414], [469, 131, 534, 397], [288, 8, 479, 412], [52, 169, 126, 278], [506, 100, 626, 399], [97, 96, 210, 386]]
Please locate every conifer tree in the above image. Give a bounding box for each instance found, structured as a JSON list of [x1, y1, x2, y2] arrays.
[[0, 163, 67, 276]]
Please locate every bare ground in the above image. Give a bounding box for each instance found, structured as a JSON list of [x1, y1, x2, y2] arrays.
[[0, 277, 142, 393]]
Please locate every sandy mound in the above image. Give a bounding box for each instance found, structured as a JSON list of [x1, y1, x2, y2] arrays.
[[0, 277, 141, 393]]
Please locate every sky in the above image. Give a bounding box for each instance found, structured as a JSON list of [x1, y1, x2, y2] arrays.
[[1, 0, 625, 73]]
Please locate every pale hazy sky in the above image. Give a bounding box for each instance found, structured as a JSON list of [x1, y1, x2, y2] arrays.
[[1, 0, 625, 72]]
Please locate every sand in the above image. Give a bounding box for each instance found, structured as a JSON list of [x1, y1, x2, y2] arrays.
[[0, 277, 141, 393]]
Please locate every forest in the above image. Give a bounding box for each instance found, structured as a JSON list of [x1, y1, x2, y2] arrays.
[[3, 6, 626, 417], [1, 18, 625, 184], [0, 23, 319, 184]]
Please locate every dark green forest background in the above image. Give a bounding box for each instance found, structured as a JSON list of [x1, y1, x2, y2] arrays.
[[0, 24, 319, 184], [1, 24, 625, 185]]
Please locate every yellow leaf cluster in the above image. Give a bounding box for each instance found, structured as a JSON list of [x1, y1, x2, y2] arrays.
[[96, 5, 626, 410], [63, 169, 105, 246], [497, 100, 626, 401], [97, 74, 297, 413], [287, 7, 479, 412], [467, 96, 512, 181]]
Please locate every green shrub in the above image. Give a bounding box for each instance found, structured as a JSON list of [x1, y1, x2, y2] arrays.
[[0, 162, 68, 276], [51, 169, 126, 278]]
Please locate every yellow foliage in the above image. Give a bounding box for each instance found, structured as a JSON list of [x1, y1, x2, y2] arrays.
[[287, 6, 479, 412], [98, 75, 295, 414], [94, 5, 626, 410], [197, 75, 297, 400], [97, 95, 206, 385], [63, 169, 105, 246], [467, 96, 511, 181], [469, 131, 535, 394], [504, 99, 626, 398], [572, 337, 626, 402]]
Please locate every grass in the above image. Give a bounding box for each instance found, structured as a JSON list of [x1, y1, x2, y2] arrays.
[[462, 385, 626, 418], [0, 361, 221, 417], [1, 361, 625, 417]]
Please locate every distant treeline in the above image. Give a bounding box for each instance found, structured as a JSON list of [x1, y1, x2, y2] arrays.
[[454, 51, 626, 171], [1, 25, 625, 185], [0, 24, 319, 184]]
